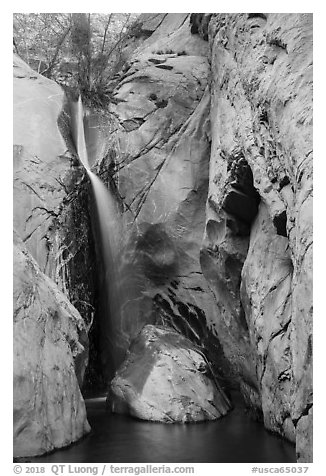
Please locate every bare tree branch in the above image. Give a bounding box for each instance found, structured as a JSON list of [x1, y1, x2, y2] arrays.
[[13, 38, 19, 55], [105, 13, 131, 59], [41, 24, 71, 77], [101, 14, 113, 55]]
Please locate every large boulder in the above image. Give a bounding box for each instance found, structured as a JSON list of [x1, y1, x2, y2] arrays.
[[13, 233, 90, 458], [109, 325, 231, 422], [200, 13, 312, 461]]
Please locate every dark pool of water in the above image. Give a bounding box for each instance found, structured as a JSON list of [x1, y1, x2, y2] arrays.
[[32, 395, 296, 463]]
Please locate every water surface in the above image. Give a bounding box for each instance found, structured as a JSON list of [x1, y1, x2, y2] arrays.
[[33, 395, 296, 463]]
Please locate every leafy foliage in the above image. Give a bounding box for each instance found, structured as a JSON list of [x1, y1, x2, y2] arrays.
[[13, 13, 139, 107]]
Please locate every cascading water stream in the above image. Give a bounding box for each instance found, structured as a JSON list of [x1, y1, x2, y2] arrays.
[[71, 96, 122, 371]]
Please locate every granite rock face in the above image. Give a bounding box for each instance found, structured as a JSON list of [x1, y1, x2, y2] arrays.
[[13, 55, 94, 456], [13, 233, 90, 457], [13, 54, 69, 276], [109, 325, 231, 422], [98, 14, 227, 381], [13, 54, 95, 325], [200, 13, 312, 461]]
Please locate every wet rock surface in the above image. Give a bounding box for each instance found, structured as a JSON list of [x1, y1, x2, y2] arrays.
[[109, 325, 231, 422], [97, 14, 223, 383]]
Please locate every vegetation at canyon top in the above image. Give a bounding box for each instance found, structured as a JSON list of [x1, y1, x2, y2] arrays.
[[13, 13, 140, 108]]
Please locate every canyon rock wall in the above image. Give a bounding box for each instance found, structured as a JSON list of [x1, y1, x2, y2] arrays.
[[13, 54, 96, 327], [103, 13, 312, 462], [13, 55, 93, 457], [99, 14, 229, 384], [199, 13, 312, 461]]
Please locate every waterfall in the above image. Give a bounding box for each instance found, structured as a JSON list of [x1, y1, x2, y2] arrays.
[[71, 96, 122, 371]]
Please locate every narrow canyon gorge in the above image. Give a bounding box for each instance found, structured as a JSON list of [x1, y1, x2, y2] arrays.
[[13, 13, 312, 463]]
